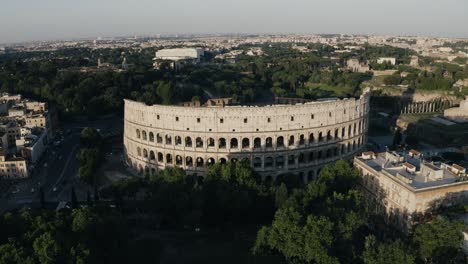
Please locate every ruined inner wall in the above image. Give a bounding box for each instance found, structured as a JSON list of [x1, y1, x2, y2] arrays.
[[124, 90, 370, 181]]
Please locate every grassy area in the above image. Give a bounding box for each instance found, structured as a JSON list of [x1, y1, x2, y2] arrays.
[[399, 113, 437, 123], [305, 83, 354, 97]]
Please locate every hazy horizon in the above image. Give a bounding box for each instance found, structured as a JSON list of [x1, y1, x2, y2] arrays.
[[1, 0, 467, 44]]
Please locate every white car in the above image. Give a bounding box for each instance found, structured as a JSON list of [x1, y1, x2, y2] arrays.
[[30, 188, 35, 193], [53, 187, 57, 192]]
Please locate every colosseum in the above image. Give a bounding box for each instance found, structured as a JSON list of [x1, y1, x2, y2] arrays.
[[124, 89, 370, 182]]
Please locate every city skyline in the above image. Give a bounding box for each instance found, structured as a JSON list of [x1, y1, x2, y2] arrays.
[[1, 0, 468, 44]]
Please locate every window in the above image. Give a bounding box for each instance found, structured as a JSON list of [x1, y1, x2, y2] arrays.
[[157, 115, 160, 120], [244, 118, 248, 123], [267, 117, 271, 123], [311, 114, 314, 119], [329, 112, 332, 117], [175, 116, 179, 121], [220, 118, 224, 123], [197, 118, 200, 123], [291, 116, 294, 121]]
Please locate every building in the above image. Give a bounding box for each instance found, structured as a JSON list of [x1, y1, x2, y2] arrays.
[[346, 58, 370, 73], [377, 57, 397, 65], [123, 89, 371, 181], [0, 150, 28, 179], [153, 48, 204, 70], [354, 150, 468, 230], [0, 94, 51, 179], [444, 97, 468, 122]]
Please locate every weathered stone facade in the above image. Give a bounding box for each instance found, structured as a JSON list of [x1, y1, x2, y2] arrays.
[[124, 90, 370, 182]]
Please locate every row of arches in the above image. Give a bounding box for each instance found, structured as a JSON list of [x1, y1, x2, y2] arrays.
[[133, 138, 363, 169], [133, 121, 365, 150]]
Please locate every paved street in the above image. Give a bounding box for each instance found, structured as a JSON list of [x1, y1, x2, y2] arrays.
[[0, 116, 123, 213]]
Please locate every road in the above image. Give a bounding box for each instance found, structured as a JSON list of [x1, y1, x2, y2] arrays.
[[0, 115, 123, 213]]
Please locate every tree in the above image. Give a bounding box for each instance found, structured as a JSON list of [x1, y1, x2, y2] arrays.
[[71, 187, 78, 209], [33, 232, 62, 264], [363, 235, 415, 264], [413, 218, 464, 264], [254, 160, 367, 263], [393, 129, 402, 147], [274, 183, 288, 208], [0, 242, 34, 264], [80, 127, 101, 148]]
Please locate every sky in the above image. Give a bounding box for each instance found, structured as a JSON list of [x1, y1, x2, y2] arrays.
[[1, 0, 467, 44]]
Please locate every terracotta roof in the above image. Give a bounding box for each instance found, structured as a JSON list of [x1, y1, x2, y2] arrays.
[[403, 162, 416, 169]]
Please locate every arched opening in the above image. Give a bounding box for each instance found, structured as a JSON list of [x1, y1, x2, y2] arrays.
[[138, 165, 143, 174], [277, 136, 284, 148], [298, 153, 305, 164], [208, 138, 215, 147], [318, 132, 323, 142], [288, 155, 295, 166], [165, 135, 172, 145], [142, 131, 147, 140], [276, 156, 284, 168], [299, 134, 305, 145], [265, 157, 273, 167], [166, 154, 172, 164], [326, 149, 332, 158], [242, 138, 250, 149], [156, 133, 163, 143], [175, 136, 182, 146], [136, 129, 140, 139], [353, 140, 356, 150], [309, 133, 315, 144], [254, 138, 261, 149], [342, 127, 345, 138], [348, 125, 352, 137], [288, 135, 295, 146], [149, 132, 154, 142], [334, 129, 339, 139], [219, 138, 226, 149], [309, 151, 314, 161], [196, 137, 203, 148], [347, 142, 351, 152], [207, 157, 215, 166], [144, 166, 150, 175], [265, 137, 273, 148], [137, 147, 141, 156], [353, 123, 357, 134], [219, 158, 227, 165], [151, 168, 156, 175], [317, 150, 323, 160], [185, 136, 192, 147], [241, 157, 250, 165], [176, 155, 183, 165], [264, 176, 273, 184], [341, 144, 345, 154], [186, 156, 193, 166], [254, 157, 262, 168], [326, 130, 331, 141], [308, 170, 315, 182], [149, 151, 155, 161], [230, 138, 238, 149], [157, 152, 163, 162], [196, 157, 204, 167]]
